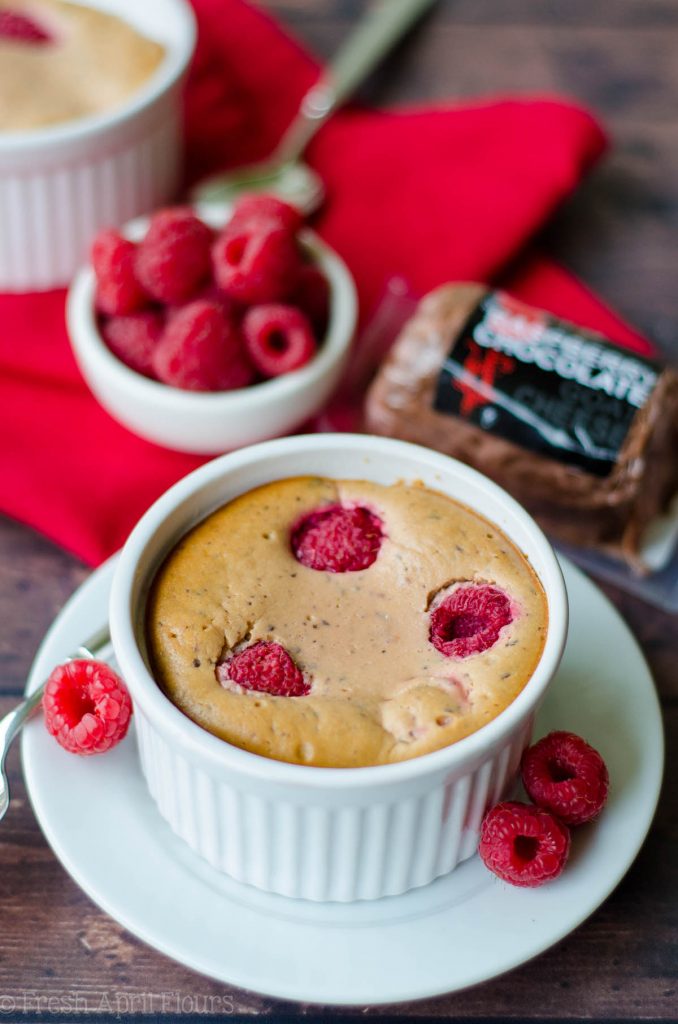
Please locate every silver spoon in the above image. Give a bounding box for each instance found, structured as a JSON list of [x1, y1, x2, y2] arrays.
[[192, 0, 438, 213], [0, 624, 112, 822]]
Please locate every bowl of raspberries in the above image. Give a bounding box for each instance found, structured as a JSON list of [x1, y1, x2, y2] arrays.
[[66, 197, 357, 453]]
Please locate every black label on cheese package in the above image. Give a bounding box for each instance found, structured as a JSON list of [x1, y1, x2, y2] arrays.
[[433, 291, 661, 477]]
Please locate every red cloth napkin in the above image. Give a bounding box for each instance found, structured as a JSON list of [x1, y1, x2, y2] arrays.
[[0, 0, 654, 566]]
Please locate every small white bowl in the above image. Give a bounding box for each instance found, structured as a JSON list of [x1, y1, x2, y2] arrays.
[[110, 434, 568, 902], [66, 207, 358, 453], [0, 0, 196, 291]]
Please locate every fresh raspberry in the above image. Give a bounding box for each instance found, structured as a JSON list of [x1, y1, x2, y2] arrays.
[[429, 584, 513, 658], [521, 731, 609, 826], [136, 207, 213, 304], [291, 504, 383, 573], [91, 229, 148, 316], [229, 195, 303, 234], [242, 304, 316, 378], [101, 311, 164, 377], [43, 660, 133, 756], [212, 220, 302, 304], [189, 283, 241, 321], [217, 641, 309, 697], [479, 800, 570, 887], [0, 9, 51, 43], [152, 299, 254, 392], [291, 264, 330, 338]]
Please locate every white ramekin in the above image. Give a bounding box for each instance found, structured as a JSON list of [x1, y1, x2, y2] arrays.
[[0, 0, 196, 291], [66, 209, 357, 453], [110, 434, 568, 902]]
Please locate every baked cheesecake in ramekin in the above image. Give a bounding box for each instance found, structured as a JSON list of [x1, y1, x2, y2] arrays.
[[110, 434, 568, 902], [0, 0, 195, 290]]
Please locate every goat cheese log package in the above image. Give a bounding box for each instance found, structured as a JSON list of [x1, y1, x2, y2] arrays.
[[364, 284, 678, 572]]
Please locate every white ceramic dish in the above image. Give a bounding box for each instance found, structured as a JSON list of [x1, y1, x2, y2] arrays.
[[22, 553, 663, 1003], [67, 208, 358, 454], [0, 0, 196, 291], [108, 434, 568, 901]]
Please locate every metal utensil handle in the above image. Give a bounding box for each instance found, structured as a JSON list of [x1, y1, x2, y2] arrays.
[[0, 687, 45, 753], [328, 0, 437, 107], [276, 0, 437, 162]]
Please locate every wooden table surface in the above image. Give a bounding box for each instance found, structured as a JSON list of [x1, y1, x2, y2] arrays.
[[2, 0, 677, 1020]]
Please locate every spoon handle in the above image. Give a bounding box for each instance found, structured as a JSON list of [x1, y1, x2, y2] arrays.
[[275, 0, 438, 163], [0, 688, 45, 754]]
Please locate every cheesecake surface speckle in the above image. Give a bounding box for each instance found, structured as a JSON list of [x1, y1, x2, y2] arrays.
[[147, 477, 548, 767]]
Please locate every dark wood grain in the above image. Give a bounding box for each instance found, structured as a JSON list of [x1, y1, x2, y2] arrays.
[[2, 0, 678, 1019], [0, 520, 89, 697], [267, 0, 678, 356]]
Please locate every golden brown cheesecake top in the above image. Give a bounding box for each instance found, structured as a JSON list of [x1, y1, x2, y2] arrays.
[[0, 0, 165, 131], [147, 477, 548, 768]]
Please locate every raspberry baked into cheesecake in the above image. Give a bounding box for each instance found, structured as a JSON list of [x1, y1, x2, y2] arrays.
[[147, 477, 548, 768], [0, 0, 165, 131]]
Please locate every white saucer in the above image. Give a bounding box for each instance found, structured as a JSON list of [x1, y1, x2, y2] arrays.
[[22, 556, 663, 1006]]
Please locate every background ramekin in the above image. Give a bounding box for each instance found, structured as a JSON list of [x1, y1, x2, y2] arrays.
[[0, 0, 196, 292], [66, 209, 357, 453], [110, 434, 568, 902]]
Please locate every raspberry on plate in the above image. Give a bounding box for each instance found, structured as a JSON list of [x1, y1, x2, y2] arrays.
[[429, 583, 513, 659], [521, 731, 609, 826], [153, 299, 254, 392], [43, 660, 132, 756], [242, 303, 317, 378], [479, 800, 571, 887], [101, 310, 164, 377], [0, 9, 52, 43], [136, 207, 213, 305], [217, 641, 310, 697], [212, 220, 302, 305], [92, 229, 148, 316], [291, 504, 384, 573], [229, 195, 303, 234]]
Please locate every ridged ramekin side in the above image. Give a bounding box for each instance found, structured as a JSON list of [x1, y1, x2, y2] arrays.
[[134, 709, 535, 902], [0, 98, 181, 291]]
